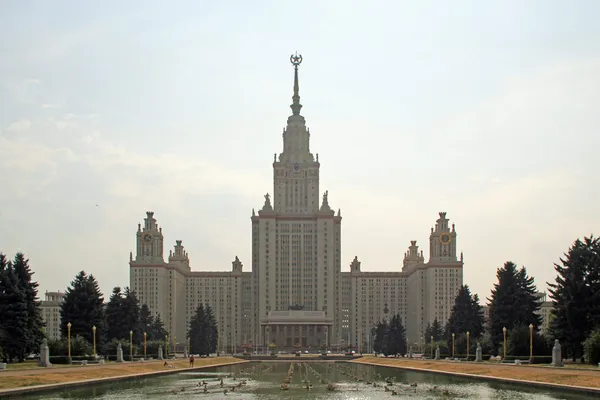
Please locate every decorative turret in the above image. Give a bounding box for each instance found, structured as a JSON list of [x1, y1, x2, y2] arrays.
[[261, 193, 273, 211], [428, 212, 458, 263], [350, 256, 361, 273], [133, 211, 164, 263], [232, 256, 243, 274], [403, 240, 425, 271], [168, 240, 190, 271]]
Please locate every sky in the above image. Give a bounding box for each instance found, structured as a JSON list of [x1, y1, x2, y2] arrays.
[[0, 0, 599, 303]]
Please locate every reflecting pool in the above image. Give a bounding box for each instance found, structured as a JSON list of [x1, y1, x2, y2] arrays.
[[13, 361, 594, 399]]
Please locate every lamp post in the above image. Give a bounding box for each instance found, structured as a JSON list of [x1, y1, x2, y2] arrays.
[[67, 322, 72, 359], [129, 330, 133, 361], [144, 332, 147, 359], [452, 333, 455, 358], [174, 336, 177, 355], [502, 327, 507, 360], [466, 331, 470, 360], [166, 334, 169, 356], [430, 336, 434, 359], [420, 336, 423, 352], [529, 323, 534, 360], [92, 325, 97, 357], [188, 337, 190, 355]]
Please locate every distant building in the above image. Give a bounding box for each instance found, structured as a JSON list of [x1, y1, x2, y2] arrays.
[[129, 55, 464, 351], [41, 291, 65, 340], [535, 292, 553, 334]]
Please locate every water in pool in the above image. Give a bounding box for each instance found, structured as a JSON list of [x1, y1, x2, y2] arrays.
[[12, 362, 594, 399]]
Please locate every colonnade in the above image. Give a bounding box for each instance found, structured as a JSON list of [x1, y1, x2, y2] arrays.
[[262, 324, 331, 348]]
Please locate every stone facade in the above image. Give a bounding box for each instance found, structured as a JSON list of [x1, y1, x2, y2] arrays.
[[40, 291, 65, 340], [129, 56, 464, 350]]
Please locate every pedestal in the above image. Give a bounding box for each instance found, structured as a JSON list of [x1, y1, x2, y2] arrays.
[[38, 338, 52, 367], [158, 345, 164, 360], [551, 339, 563, 367], [435, 346, 440, 360], [408, 346, 413, 359], [475, 343, 483, 362], [116, 344, 124, 363]]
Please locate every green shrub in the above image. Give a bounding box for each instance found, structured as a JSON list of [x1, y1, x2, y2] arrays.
[[583, 329, 600, 365], [47, 336, 92, 357]]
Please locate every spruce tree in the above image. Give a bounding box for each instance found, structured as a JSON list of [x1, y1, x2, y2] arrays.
[[386, 314, 407, 356], [549, 236, 600, 360], [204, 305, 218, 355], [189, 304, 207, 355], [0, 261, 28, 361], [123, 288, 142, 344], [372, 320, 388, 354], [105, 287, 125, 341], [488, 262, 542, 352], [447, 285, 485, 340], [12, 253, 45, 356], [60, 271, 105, 345], [431, 318, 445, 341], [139, 304, 154, 337], [152, 314, 167, 341]]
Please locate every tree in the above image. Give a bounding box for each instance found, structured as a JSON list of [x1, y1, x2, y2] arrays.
[[60, 271, 105, 345], [425, 318, 445, 342], [488, 262, 542, 351], [151, 313, 167, 341], [446, 285, 485, 340], [122, 288, 142, 344], [549, 236, 600, 361], [12, 253, 45, 357], [372, 314, 406, 356], [188, 304, 218, 356], [372, 320, 388, 354], [139, 304, 154, 337], [0, 257, 28, 362], [105, 287, 125, 342]]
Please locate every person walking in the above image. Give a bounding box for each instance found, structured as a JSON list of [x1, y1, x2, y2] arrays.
[[189, 354, 195, 368]]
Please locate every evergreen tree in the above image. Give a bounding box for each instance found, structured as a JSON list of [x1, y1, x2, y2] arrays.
[[446, 285, 485, 340], [139, 304, 154, 337], [12, 253, 45, 357], [372, 320, 388, 354], [430, 318, 445, 341], [386, 314, 407, 356], [122, 288, 142, 344], [549, 236, 600, 360], [189, 304, 218, 356], [0, 259, 28, 361], [151, 313, 167, 341], [204, 305, 218, 354], [60, 271, 105, 345], [105, 287, 125, 341], [488, 262, 542, 352]]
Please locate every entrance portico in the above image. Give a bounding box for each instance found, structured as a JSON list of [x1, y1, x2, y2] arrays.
[[260, 311, 333, 349]]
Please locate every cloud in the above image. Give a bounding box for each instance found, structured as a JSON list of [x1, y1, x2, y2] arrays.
[[5, 118, 31, 132]]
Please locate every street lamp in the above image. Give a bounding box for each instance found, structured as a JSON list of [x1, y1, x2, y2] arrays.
[[430, 336, 434, 359], [502, 327, 507, 360], [67, 322, 72, 359], [92, 325, 97, 357], [466, 331, 470, 360], [529, 323, 534, 360], [452, 333, 455, 358], [144, 332, 147, 359], [129, 330, 133, 361], [174, 336, 177, 355], [166, 334, 169, 356]]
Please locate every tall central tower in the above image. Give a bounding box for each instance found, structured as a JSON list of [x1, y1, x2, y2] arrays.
[[250, 54, 342, 347]]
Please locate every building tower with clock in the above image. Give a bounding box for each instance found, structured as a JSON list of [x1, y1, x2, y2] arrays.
[[129, 55, 463, 352]]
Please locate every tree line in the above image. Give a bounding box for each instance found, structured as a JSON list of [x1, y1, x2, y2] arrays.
[[370, 234, 600, 365], [0, 260, 219, 363]]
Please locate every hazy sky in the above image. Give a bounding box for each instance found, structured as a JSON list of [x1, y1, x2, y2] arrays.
[[1, 1, 598, 303]]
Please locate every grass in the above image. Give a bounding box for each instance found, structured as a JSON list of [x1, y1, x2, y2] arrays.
[[351, 357, 600, 389], [0, 357, 246, 391]]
